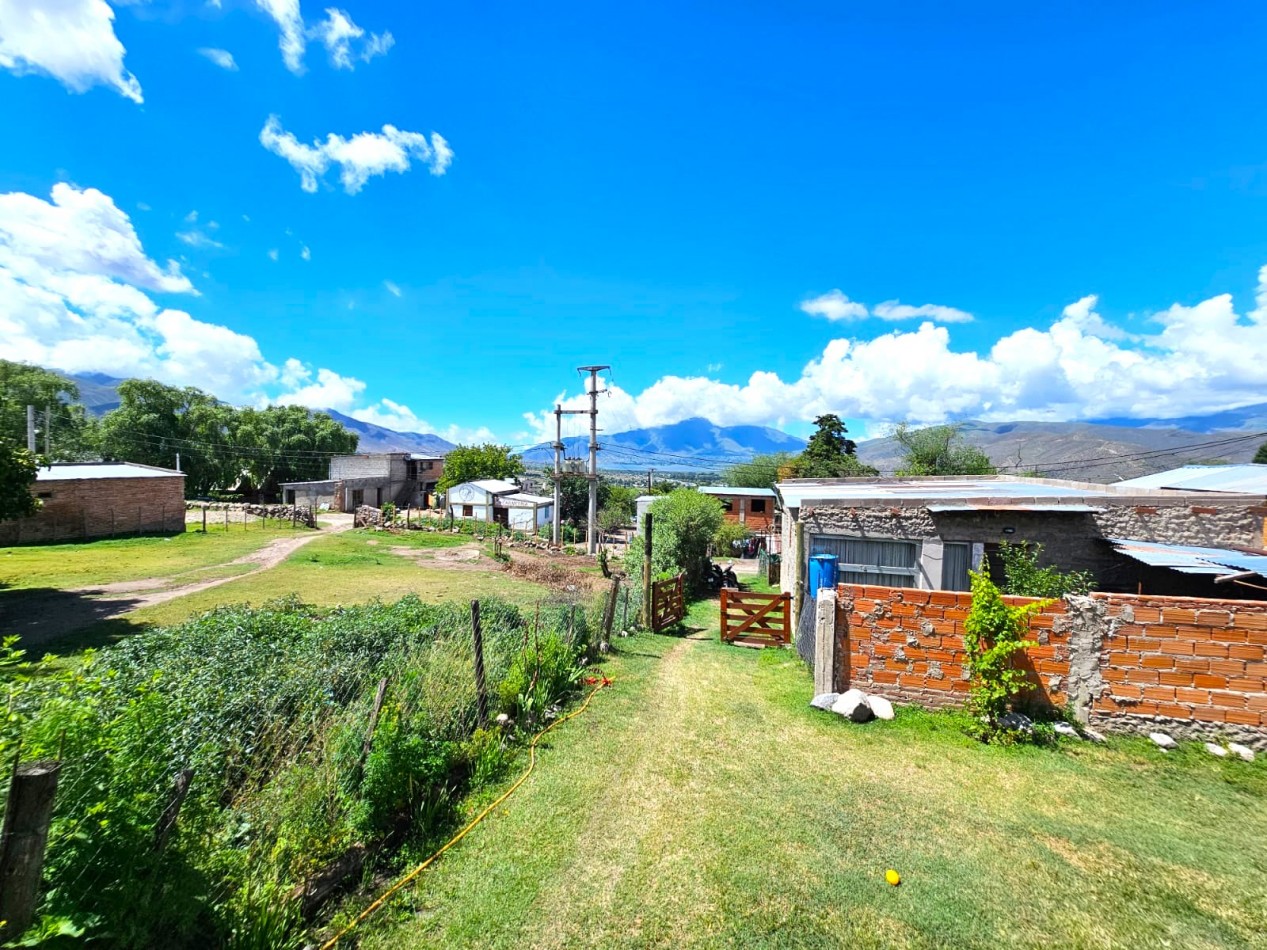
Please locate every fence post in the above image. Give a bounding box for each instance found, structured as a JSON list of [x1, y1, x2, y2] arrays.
[[642, 512, 653, 626], [621, 588, 629, 633], [720, 587, 729, 641], [202, 507, 207, 533], [153, 768, 194, 853], [0, 760, 61, 941], [814, 588, 838, 695], [224, 509, 229, 532], [471, 601, 488, 727], [601, 577, 620, 650]]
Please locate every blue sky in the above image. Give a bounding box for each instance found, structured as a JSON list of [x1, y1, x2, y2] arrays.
[[1, 1, 1266, 445]]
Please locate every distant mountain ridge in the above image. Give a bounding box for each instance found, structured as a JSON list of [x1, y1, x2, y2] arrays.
[[320, 410, 456, 456]]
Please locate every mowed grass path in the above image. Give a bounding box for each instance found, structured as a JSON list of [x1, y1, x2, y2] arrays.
[[361, 605, 1267, 949]]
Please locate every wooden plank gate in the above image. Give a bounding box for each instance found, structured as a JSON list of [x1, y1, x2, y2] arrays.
[[651, 573, 685, 631], [720, 588, 791, 648]]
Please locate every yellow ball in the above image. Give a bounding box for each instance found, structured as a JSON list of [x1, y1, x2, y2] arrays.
[[885, 869, 901, 886]]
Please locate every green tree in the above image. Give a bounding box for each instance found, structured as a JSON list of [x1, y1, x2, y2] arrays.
[[228, 405, 358, 495], [437, 444, 525, 492], [626, 488, 725, 594], [0, 361, 96, 461], [963, 564, 1046, 729], [786, 414, 878, 478], [894, 423, 996, 476], [0, 439, 40, 521], [723, 452, 795, 489], [1255, 441, 1267, 464]]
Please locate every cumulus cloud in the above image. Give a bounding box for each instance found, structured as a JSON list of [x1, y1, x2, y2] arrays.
[[255, 0, 305, 73], [384, 280, 401, 297], [0, 0, 142, 102], [300, 245, 311, 261], [526, 266, 1267, 440], [308, 8, 393, 69], [198, 47, 238, 70], [260, 115, 453, 194], [801, 289, 973, 323]]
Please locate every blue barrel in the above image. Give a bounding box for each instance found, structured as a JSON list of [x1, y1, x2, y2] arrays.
[[808, 553, 838, 596]]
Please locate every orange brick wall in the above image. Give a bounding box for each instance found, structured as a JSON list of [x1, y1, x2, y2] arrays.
[[835, 584, 1267, 740], [0, 476, 186, 544]]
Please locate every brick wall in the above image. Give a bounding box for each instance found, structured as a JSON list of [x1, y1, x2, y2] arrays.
[[831, 583, 1267, 747], [0, 476, 186, 544]]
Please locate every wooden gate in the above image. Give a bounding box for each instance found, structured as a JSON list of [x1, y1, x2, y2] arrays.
[[720, 588, 791, 647], [651, 574, 685, 631]]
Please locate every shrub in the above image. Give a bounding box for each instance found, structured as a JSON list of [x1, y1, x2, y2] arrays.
[[997, 541, 1095, 598]]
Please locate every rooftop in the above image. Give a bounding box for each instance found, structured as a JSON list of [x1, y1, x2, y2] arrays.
[[699, 486, 777, 498], [37, 463, 184, 481], [1114, 464, 1267, 495], [468, 479, 522, 494]]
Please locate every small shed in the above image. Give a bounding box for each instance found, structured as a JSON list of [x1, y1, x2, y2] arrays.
[[0, 463, 186, 544], [447, 479, 554, 530]]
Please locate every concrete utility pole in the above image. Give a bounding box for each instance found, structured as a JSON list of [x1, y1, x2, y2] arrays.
[[552, 405, 563, 545], [647, 468, 654, 492], [578, 365, 609, 555], [26, 405, 35, 453], [43, 406, 50, 455]]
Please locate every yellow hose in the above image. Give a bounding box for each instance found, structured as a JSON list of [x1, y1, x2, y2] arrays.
[[318, 678, 611, 950]]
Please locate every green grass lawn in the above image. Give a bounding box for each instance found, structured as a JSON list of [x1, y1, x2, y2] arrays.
[[126, 529, 555, 629], [0, 523, 312, 591], [349, 597, 1267, 950]]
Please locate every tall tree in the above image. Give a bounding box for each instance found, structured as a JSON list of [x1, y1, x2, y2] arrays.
[[229, 406, 358, 494], [723, 452, 795, 489], [0, 439, 40, 521], [437, 444, 525, 492], [1255, 441, 1267, 464], [894, 423, 996, 476], [786, 414, 878, 478], [0, 361, 95, 460]]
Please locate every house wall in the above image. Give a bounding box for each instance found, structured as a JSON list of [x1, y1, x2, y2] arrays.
[[448, 484, 496, 521], [826, 584, 1267, 748], [715, 494, 776, 532], [0, 476, 186, 544]]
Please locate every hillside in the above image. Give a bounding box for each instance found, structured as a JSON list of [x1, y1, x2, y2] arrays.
[[320, 410, 456, 455]]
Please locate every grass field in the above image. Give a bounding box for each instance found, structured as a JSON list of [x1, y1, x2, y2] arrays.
[[349, 599, 1267, 950]]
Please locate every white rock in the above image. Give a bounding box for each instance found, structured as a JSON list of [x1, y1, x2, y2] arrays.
[[999, 711, 1034, 733], [869, 695, 895, 721], [831, 688, 874, 723], [1084, 728, 1106, 743], [810, 693, 840, 711], [1204, 742, 1228, 757], [1149, 732, 1177, 750], [1227, 742, 1256, 763], [1053, 722, 1079, 739]]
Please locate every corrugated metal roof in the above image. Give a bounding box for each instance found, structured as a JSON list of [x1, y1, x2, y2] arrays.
[[37, 463, 183, 481], [1114, 464, 1267, 494], [927, 503, 1104, 513], [498, 492, 553, 505], [468, 479, 522, 494], [699, 486, 776, 498], [776, 477, 1120, 508], [1108, 538, 1267, 577]]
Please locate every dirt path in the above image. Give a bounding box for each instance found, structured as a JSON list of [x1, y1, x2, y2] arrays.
[[6, 520, 354, 647]]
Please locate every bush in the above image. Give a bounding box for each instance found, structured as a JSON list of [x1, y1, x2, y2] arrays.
[[638, 489, 725, 594], [997, 541, 1095, 598]]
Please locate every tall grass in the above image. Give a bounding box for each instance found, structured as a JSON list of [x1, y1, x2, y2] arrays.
[[1, 595, 595, 948]]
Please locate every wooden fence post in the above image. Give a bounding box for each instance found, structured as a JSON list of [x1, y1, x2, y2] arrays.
[[471, 601, 488, 727], [0, 760, 62, 941], [153, 768, 194, 853], [642, 512, 653, 626], [601, 577, 620, 650], [202, 507, 207, 534]]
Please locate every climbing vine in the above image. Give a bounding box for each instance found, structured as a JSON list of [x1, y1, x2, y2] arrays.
[[962, 563, 1050, 729]]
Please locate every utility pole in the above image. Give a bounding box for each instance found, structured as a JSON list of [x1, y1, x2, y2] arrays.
[[551, 405, 563, 545], [647, 468, 654, 492], [43, 406, 50, 456], [25, 405, 35, 454], [175, 452, 181, 473], [578, 365, 609, 556]]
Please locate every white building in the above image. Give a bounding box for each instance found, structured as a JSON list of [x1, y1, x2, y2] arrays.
[[447, 479, 554, 531]]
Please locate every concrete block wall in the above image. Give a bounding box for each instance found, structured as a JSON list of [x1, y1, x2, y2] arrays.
[[829, 583, 1267, 748]]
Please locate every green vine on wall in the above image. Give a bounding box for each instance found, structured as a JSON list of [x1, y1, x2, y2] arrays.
[[962, 563, 1051, 729]]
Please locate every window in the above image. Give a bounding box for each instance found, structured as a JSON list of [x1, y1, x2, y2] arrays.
[[810, 535, 920, 588], [750, 499, 767, 514], [942, 542, 972, 592], [36, 491, 53, 499], [462, 504, 474, 517], [720, 498, 734, 513]]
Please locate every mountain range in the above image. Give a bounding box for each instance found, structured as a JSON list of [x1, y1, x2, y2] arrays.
[[57, 370, 1267, 481]]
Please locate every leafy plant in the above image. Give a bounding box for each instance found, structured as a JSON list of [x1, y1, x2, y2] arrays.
[[962, 564, 1048, 734], [996, 541, 1095, 598], [380, 502, 397, 523]]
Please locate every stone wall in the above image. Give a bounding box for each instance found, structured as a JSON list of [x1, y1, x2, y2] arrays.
[[825, 583, 1267, 749], [0, 476, 186, 544], [186, 501, 315, 527]]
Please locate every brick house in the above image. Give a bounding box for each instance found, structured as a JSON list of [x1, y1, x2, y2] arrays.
[[281, 453, 445, 511], [699, 486, 778, 533], [0, 463, 186, 544]]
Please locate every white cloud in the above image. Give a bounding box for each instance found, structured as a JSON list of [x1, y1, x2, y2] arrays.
[[255, 0, 305, 73], [800, 290, 868, 322], [176, 229, 224, 250], [526, 266, 1267, 440], [260, 116, 453, 193], [0, 0, 142, 102], [274, 365, 365, 409], [300, 245, 311, 261], [384, 280, 401, 297], [801, 289, 973, 323], [267, 248, 279, 261], [198, 47, 238, 70], [308, 8, 393, 69]]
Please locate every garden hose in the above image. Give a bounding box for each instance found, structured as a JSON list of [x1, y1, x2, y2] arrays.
[[318, 675, 613, 950]]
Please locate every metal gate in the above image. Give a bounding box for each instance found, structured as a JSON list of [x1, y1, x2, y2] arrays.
[[720, 588, 791, 647]]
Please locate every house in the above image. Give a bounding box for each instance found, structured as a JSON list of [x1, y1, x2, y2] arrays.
[[446, 479, 554, 531], [281, 453, 445, 511], [774, 474, 1267, 624], [0, 463, 186, 544], [699, 486, 778, 533]]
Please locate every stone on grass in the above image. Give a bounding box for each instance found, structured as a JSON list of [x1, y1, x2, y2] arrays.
[[1204, 742, 1228, 758], [831, 688, 874, 723], [869, 695, 895, 721], [1149, 732, 1177, 750], [1084, 728, 1106, 743], [1227, 742, 1256, 763], [999, 711, 1033, 733], [810, 693, 840, 711], [1052, 722, 1079, 739]]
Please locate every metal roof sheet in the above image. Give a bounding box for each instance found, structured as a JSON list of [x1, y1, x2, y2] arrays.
[[1108, 538, 1267, 577], [776, 478, 1120, 508], [699, 486, 776, 498], [927, 503, 1104, 513], [467, 479, 522, 494], [497, 492, 553, 505], [1114, 464, 1267, 494], [37, 463, 183, 481]]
